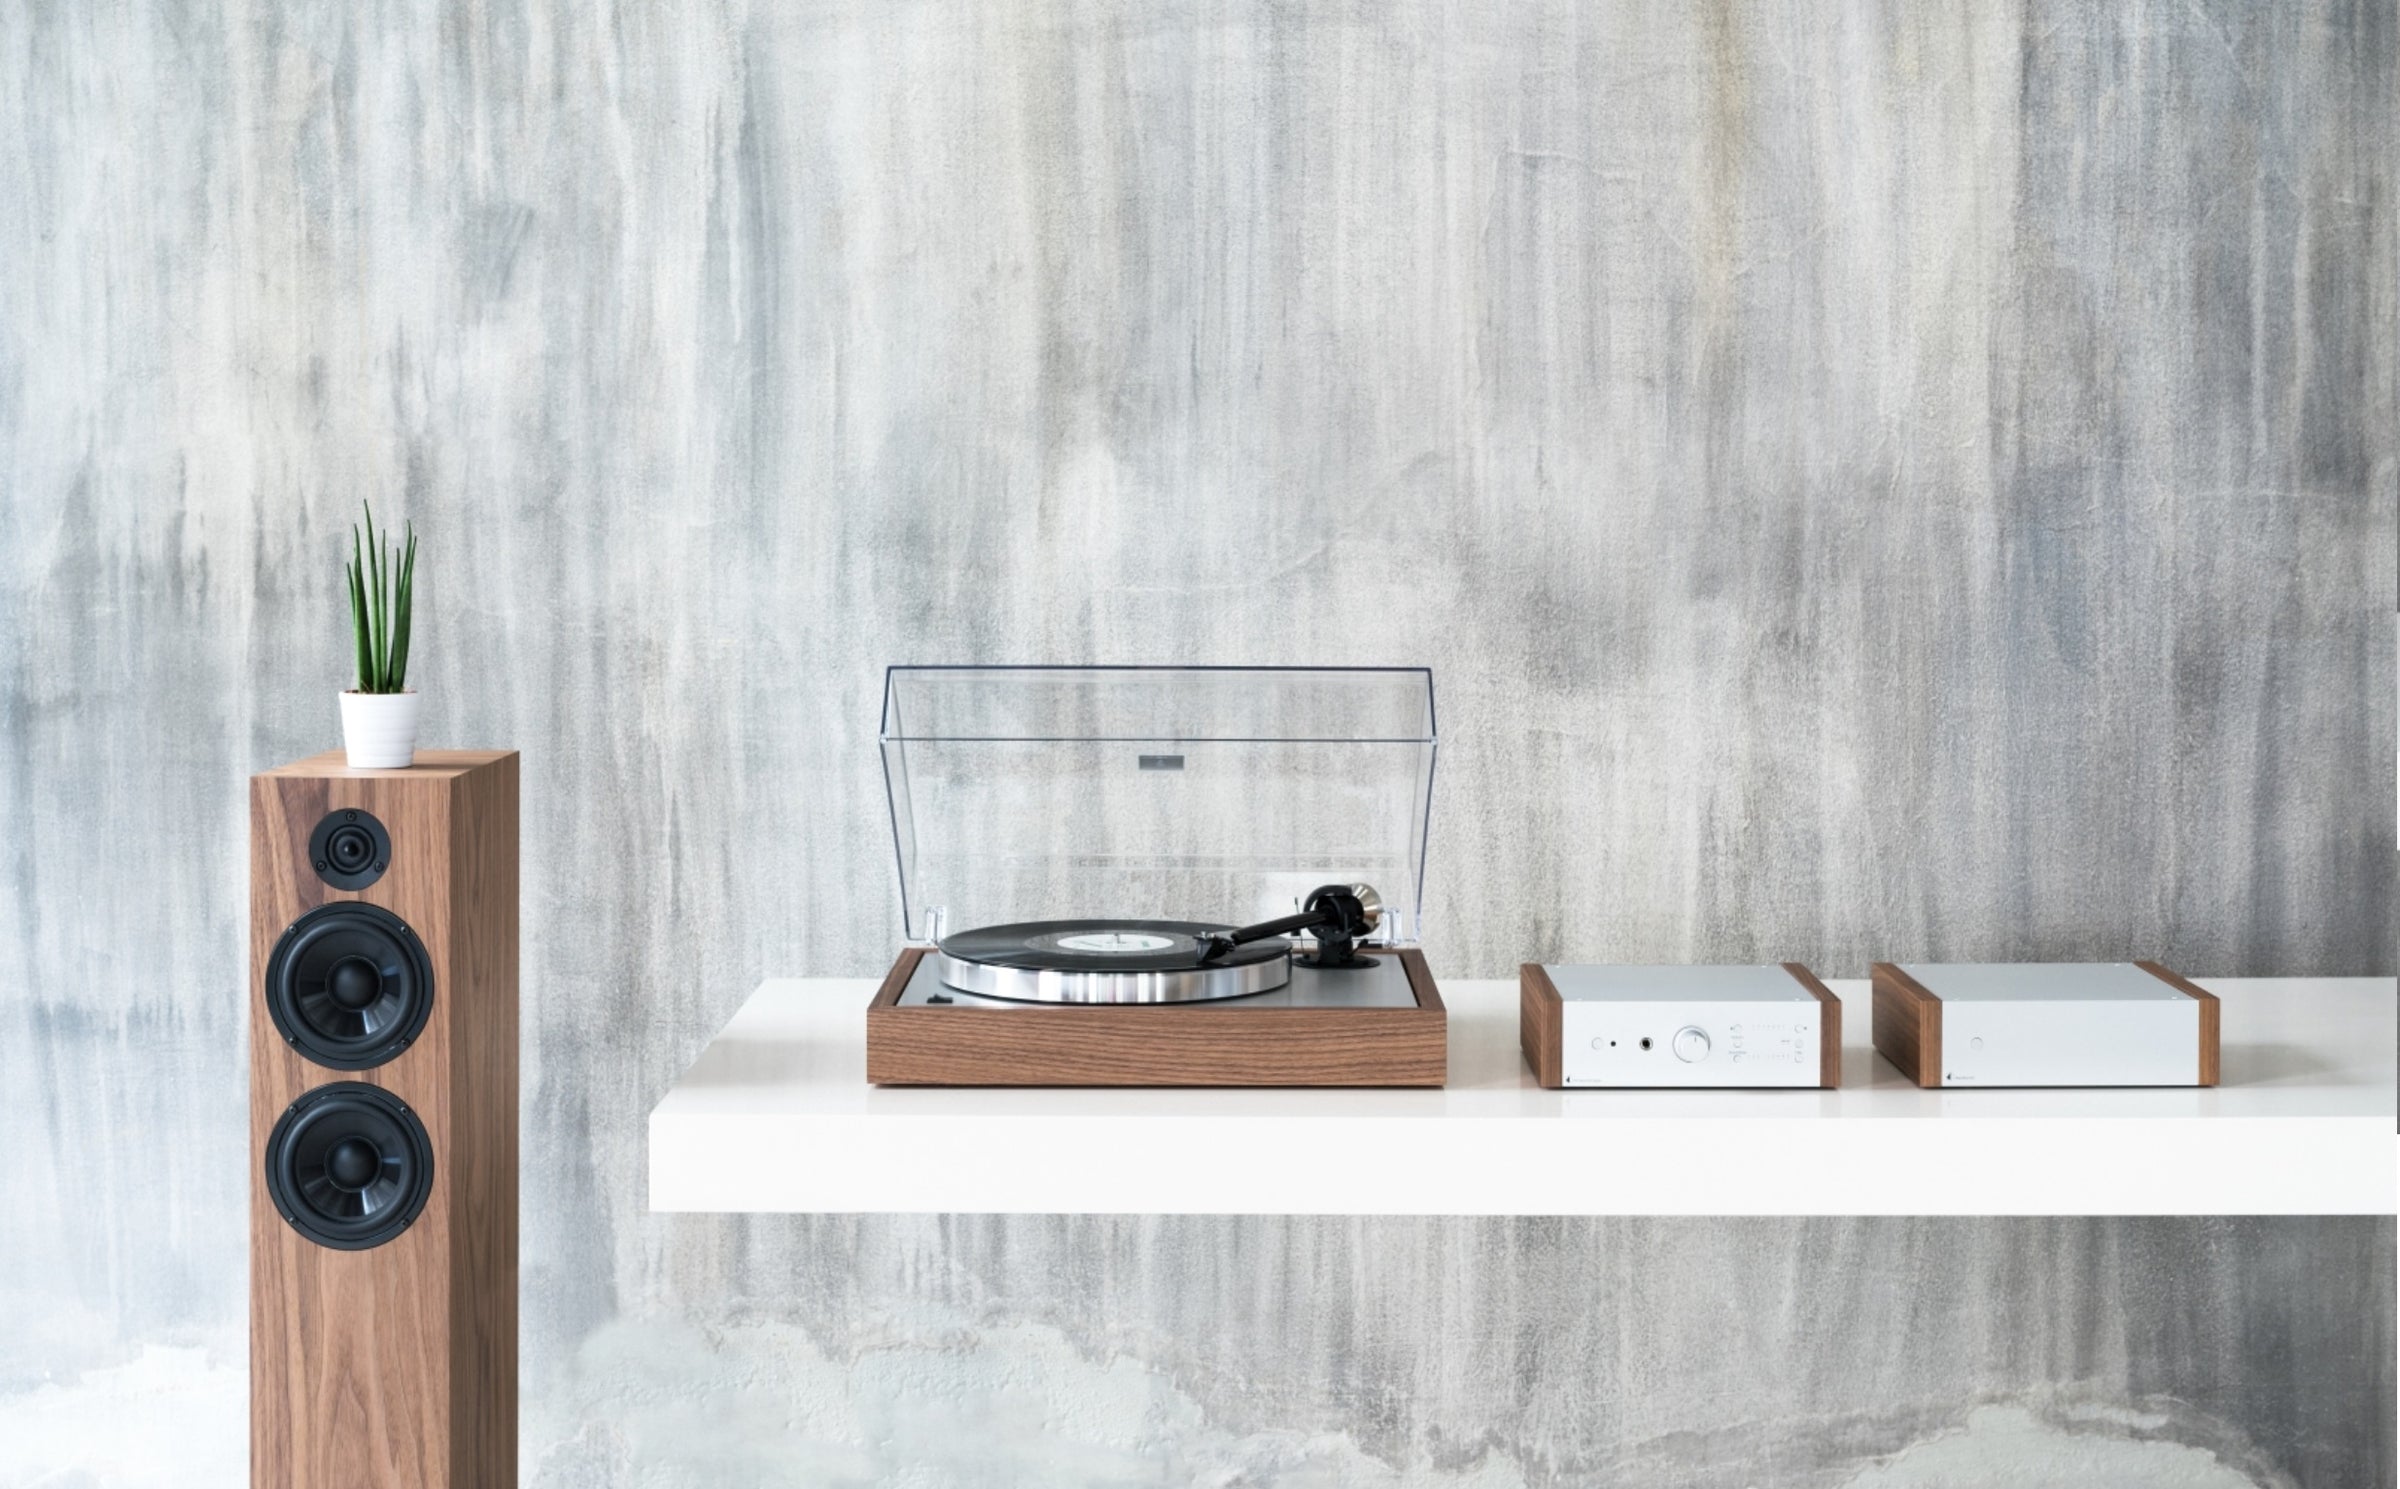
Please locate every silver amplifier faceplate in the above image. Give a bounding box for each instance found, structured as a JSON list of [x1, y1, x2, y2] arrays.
[[1550, 965, 1827, 1088]]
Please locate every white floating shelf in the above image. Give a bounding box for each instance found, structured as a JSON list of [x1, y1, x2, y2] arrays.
[[649, 976, 2396, 1216]]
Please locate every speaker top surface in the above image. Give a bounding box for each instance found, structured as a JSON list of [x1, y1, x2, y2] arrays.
[[256, 748, 516, 782]]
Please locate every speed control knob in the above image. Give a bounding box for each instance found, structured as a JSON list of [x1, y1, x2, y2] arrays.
[[1671, 1026, 1710, 1063]]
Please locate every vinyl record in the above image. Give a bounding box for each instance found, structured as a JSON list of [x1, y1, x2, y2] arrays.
[[935, 919, 1288, 1004]]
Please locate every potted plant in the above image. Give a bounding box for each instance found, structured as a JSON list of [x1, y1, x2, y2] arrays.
[[338, 502, 420, 768]]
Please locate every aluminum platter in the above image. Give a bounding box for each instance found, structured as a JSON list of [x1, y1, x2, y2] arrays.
[[933, 919, 1289, 1005]]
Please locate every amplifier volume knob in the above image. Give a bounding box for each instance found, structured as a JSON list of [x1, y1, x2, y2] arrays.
[[1671, 1026, 1710, 1063]]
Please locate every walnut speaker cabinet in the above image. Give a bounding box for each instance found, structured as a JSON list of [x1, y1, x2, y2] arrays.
[[250, 750, 518, 1488]]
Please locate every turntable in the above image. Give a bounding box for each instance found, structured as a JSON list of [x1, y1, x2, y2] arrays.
[[865, 665, 1446, 1086]]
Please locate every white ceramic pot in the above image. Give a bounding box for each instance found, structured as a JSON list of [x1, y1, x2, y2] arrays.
[[339, 690, 421, 769]]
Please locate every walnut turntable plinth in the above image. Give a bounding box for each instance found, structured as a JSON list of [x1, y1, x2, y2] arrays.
[[866, 944, 1446, 1086]]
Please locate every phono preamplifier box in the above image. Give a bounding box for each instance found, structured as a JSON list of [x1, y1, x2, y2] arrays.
[[1870, 962, 2219, 1087]]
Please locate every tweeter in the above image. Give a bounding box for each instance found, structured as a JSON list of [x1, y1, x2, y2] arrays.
[[308, 806, 391, 890]]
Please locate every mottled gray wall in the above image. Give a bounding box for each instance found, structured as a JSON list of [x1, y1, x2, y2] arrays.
[[1, 1, 2394, 1485]]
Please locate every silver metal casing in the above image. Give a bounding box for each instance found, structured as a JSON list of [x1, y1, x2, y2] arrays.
[[1550, 965, 1828, 1088]]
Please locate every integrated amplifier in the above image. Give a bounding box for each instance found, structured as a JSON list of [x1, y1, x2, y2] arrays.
[[1871, 961, 2219, 1087], [1520, 963, 1840, 1089]]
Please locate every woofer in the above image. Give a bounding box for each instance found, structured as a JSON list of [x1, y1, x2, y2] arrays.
[[264, 902, 434, 1069], [309, 807, 391, 890], [264, 1082, 434, 1251]]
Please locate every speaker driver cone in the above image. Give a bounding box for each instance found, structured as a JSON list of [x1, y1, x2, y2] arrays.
[[265, 1082, 434, 1250], [308, 808, 391, 890], [265, 902, 434, 1069]]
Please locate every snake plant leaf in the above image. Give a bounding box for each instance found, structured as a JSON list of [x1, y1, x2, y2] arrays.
[[367, 502, 389, 691], [345, 502, 423, 694], [389, 524, 415, 692], [349, 527, 372, 691]]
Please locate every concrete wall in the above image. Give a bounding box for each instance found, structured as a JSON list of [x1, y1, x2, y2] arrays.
[[1, 2, 2391, 1483]]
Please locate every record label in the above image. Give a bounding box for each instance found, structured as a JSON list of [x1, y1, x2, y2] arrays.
[[1054, 931, 1178, 954]]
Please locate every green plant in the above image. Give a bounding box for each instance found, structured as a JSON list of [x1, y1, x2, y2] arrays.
[[346, 502, 416, 693]]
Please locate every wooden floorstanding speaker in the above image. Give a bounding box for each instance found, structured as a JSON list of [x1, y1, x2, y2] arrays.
[[250, 750, 518, 1487]]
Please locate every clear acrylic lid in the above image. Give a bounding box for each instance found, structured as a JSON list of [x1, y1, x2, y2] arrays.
[[881, 666, 1438, 944]]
